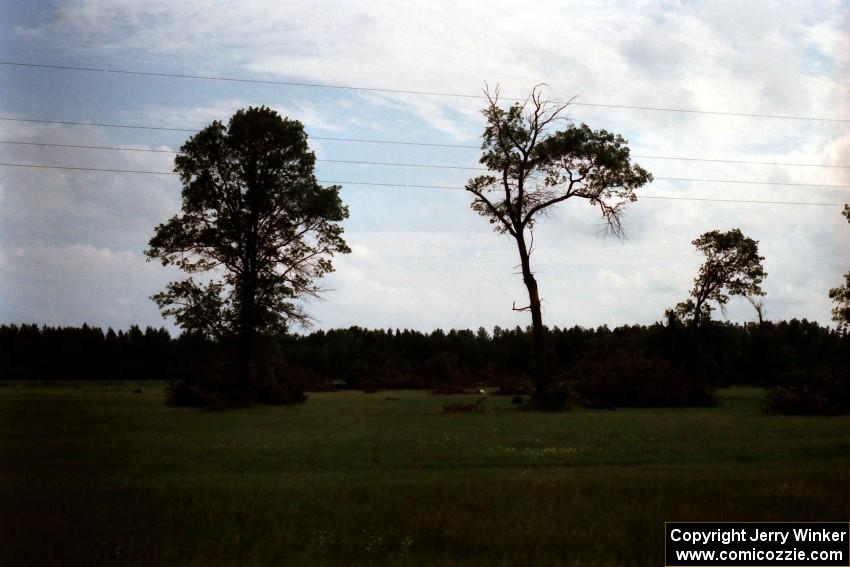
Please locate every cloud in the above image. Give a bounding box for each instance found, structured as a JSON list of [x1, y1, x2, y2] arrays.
[[0, 243, 178, 330], [0, 114, 179, 251], [135, 98, 346, 134], [4, 0, 849, 331]]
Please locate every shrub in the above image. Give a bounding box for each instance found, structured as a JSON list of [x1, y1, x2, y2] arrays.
[[346, 359, 425, 391], [164, 344, 233, 407], [529, 386, 570, 412], [248, 375, 307, 405], [421, 353, 471, 387], [247, 361, 309, 405], [165, 380, 215, 407], [165, 341, 308, 407], [572, 352, 717, 408], [766, 366, 850, 415]]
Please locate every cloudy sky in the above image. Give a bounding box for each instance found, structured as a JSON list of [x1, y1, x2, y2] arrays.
[[0, 0, 848, 334]]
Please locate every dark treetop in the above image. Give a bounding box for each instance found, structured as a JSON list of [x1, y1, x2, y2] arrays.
[[675, 228, 766, 327], [146, 106, 350, 340]]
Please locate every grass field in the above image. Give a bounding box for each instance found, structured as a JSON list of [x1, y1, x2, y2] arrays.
[[2, 384, 850, 566]]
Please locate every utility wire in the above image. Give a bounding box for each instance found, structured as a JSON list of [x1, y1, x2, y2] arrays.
[[0, 116, 197, 132], [1, 160, 847, 189], [2, 60, 848, 124], [0, 140, 180, 154], [0, 150, 847, 189], [0, 117, 479, 147], [0, 162, 176, 175], [323, 180, 848, 206], [651, 177, 849, 189], [632, 155, 850, 170], [0, 140, 482, 169], [1, 137, 848, 170], [0, 162, 845, 207], [635, 195, 845, 206]]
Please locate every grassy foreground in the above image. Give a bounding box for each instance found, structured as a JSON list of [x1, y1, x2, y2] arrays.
[[2, 384, 849, 566]]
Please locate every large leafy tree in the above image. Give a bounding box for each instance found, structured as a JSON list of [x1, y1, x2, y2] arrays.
[[146, 106, 350, 371], [829, 205, 850, 333], [674, 228, 766, 327], [465, 86, 652, 405]]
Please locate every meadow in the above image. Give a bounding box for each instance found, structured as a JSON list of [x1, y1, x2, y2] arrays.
[[2, 384, 850, 566]]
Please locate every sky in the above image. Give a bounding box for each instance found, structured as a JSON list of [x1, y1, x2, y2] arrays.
[[0, 0, 848, 334]]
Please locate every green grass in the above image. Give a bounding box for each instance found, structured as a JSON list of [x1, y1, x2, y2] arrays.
[[2, 384, 850, 566]]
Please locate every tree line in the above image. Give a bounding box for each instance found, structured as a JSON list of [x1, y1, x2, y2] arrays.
[[2, 320, 847, 412]]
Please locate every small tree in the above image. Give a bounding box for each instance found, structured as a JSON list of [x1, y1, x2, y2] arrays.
[[674, 229, 766, 327], [465, 86, 652, 405], [829, 205, 850, 333], [146, 106, 350, 399]]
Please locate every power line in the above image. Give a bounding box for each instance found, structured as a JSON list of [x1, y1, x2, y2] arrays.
[[0, 140, 180, 153], [0, 150, 847, 189], [0, 140, 482, 166], [0, 117, 479, 147], [2, 137, 849, 170], [2, 60, 848, 124], [0, 116, 197, 133], [310, 136, 477, 149], [632, 155, 850, 170], [0, 162, 176, 175], [652, 177, 849, 190], [0, 61, 489, 100], [635, 195, 845, 206], [1, 160, 847, 189], [0, 161, 845, 207], [322, 180, 848, 206], [323, 158, 476, 171]]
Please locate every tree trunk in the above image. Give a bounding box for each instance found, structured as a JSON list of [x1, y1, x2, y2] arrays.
[[237, 272, 257, 391], [693, 297, 703, 328], [239, 175, 264, 394], [239, 216, 259, 384], [516, 234, 548, 403]]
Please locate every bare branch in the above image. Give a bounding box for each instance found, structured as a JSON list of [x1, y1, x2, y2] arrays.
[[465, 181, 517, 237], [512, 301, 531, 312]]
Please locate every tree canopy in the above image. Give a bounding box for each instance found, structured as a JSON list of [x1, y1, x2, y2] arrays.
[[465, 85, 652, 406], [675, 228, 766, 327], [829, 205, 850, 333], [146, 106, 350, 342]]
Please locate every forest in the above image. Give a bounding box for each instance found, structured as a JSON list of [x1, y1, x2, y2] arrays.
[[3, 318, 847, 414]]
